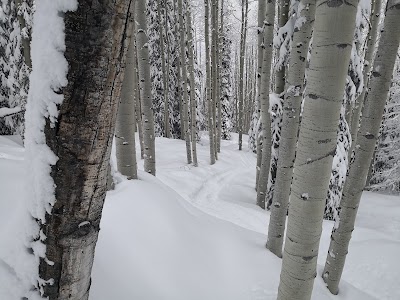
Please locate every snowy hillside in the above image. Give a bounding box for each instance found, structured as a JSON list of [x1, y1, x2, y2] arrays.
[[1, 134, 398, 300]]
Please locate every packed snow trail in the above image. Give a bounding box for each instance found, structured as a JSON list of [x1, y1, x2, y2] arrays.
[[155, 133, 270, 234]]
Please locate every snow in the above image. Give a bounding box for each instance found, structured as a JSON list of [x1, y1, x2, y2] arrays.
[[0, 106, 21, 118], [22, 0, 77, 296], [1, 133, 400, 299]]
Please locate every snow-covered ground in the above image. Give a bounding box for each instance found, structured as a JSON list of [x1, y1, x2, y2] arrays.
[[0, 134, 399, 299]]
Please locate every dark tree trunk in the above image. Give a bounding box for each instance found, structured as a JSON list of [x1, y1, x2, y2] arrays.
[[39, 1, 134, 299]]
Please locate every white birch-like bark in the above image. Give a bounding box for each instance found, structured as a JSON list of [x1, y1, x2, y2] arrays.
[[211, 0, 219, 159], [275, 0, 290, 94], [136, 0, 156, 175], [323, 2, 400, 294], [205, 0, 216, 164], [186, 1, 198, 166], [178, 0, 192, 164], [256, 0, 275, 209], [255, 0, 267, 189], [238, 0, 248, 150], [349, 0, 381, 152], [116, 37, 138, 180], [277, 1, 359, 299], [266, 0, 315, 258]]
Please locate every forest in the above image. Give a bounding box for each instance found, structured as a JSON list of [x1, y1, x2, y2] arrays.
[[0, 0, 399, 299]]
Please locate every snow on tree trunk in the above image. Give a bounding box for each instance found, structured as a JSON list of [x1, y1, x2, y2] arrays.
[[323, 2, 400, 294], [266, 0, 316, 258], [256, 0, 275, 209], [25, 1, 134, 298], [277, 1, 359, 299], [115, 36, 138, 180], [136, 0, 156, 176], [349, 0, 381, 152]]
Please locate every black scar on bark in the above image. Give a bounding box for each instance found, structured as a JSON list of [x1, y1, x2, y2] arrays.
[[327, 0, 344, 7]]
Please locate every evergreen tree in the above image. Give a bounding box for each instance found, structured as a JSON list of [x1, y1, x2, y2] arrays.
[[147, 0, 165, 137], [369, 57, 400, 193], [0, 0, 32, 135]]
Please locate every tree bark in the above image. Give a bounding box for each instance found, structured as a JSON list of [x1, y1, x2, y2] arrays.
[[115, 36, 138, 180], [274, 0, 290, 95], [178, 0, 192, 164], [136, 0, 156, 175], [323, 1, 400, 294], [205, 0, 216, 164], [255, 0, 267, 189], [238, 0, 248, 150], [256, 1, 275, 209], [277, 1, 359, 299], [159, 0, 170, 138], [349, 0, 381, 152], [266, 0, 315, 258], [186, 2, 198, 166], [38, 1, 134, 299], [15, 0, 32, 68]]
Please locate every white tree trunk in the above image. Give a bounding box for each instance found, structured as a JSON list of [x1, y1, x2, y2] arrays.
[[255, 0, 267, 189], [256, 0, 275, 209], [116, 37, 138, 180], [349, 0, 381, 152], [266, 0, 315, 258], [205, 0, 216, 164], [274, 0, 290, 94], [277, 1, 359, 299], [178, 0, 192, 164], [186, 2, 198, 166], [136, 0, 156, 175], [238, 0, 248, 150], [323, 2, 400, 294]]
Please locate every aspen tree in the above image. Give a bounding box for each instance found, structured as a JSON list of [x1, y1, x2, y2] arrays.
[[238, 0, 248, 150], [256, 0, 275, 209], [255, 0, 267, 189], [323, 1, 400, 294], [275, 0, 290, 94], [136, 0, 156, 175], [28, 1, 135, 298], [116, 36, 138, 180], [186, 1, 198, 166], [277, 1, 359, 299], [205, 0, 216, 164], [266, 0, 315, 258], [349, 0, 381, 152], [178, 0, 192, 164]]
